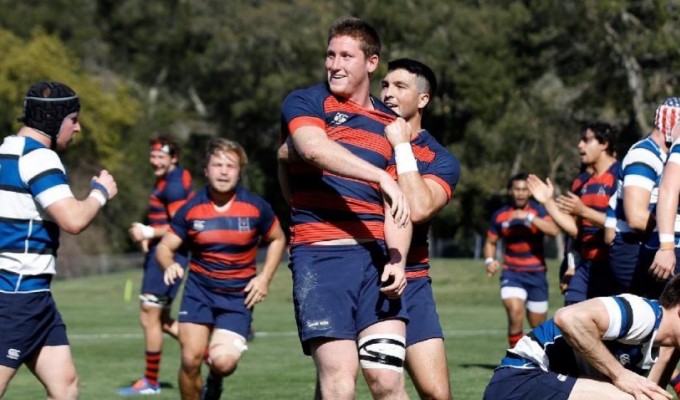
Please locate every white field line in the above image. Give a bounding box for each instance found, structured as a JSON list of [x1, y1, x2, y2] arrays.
[[68, 329, 505, 341]]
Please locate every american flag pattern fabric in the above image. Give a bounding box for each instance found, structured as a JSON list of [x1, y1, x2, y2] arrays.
[[654, 97, 680, 141]]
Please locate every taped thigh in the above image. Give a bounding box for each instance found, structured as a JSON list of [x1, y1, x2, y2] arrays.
[[139, 293, 170, 309], [357, 334, 405, 373]]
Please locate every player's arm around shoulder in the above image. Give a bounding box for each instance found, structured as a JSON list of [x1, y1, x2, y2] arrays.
[[46, 170, 117, 235], [292, 125, 392, 185]]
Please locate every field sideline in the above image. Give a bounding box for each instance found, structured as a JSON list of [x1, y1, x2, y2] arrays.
[[6, 258, 671, 400]]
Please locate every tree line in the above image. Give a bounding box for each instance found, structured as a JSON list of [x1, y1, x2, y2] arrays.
[[1, 0, 678, 263]]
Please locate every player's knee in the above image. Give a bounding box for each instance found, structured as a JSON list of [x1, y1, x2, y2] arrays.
[[181, 349, 205, 370], [419, 384, 452, 400], [161, 320, 178, 335], [210, 356, 238, 377], [364, 369, 404, 397], [47, 374, 79, 400], [317, 375, 355, 400]]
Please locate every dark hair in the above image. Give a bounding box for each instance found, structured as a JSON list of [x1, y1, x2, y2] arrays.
[[507, 173, 529, 190], [659, 275, 680, 308], [387, 58, 438, 97], [581, 121, 617, 156], [149, 134, 180, 158], [328, 17, 381, 59]]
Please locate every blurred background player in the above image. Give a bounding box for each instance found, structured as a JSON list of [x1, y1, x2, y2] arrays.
[[381, 58, 460, 400], [484, 173, 559, 348], [278, 16, 412, 400], [0, 81, 117, 399], [118, 135, 194, 396], [157, 138, 286, 400], [527, 121, 620, 304]]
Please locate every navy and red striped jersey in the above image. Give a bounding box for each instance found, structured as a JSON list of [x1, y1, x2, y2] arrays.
[[280, 83, 397, 244], [387, 130, 460, 278], [487, 200, 552, 272], [170, 185, 279, 292], [146, 165, 193, 236], [572, 162, 620, 261]]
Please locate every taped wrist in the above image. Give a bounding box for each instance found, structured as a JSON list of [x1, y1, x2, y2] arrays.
[[90, 181, 110, 199], [394, 143, 418, 175], [135, 223, 155, 239], [88, 190, 107, 206]]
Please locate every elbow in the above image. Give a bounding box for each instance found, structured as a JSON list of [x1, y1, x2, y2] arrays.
[[553, 307, 572, 331], [626, 216, 649, 232], [60, 222, 89, 235], [297, 147, 320, 164], [409, 208, 432, 225], [553, 308, 566, 328]]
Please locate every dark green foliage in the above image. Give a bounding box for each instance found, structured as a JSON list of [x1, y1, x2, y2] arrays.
[[3, 0, 680, 257]]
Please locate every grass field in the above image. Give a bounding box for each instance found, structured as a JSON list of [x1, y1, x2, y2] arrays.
[[2, 258, 653, 399]]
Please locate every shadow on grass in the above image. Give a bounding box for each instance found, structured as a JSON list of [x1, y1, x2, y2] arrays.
[[458, 363, 497, 370]]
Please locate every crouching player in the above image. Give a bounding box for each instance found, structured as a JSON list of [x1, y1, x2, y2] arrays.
[[483, 275, 680, 400], [157, 138, 286, 400]]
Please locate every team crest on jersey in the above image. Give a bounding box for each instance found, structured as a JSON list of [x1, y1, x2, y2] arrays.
[[238, 217, 250, 232], [330, 112, 349, 126], [501, 221, 510, 229], [7, 348, 20, 360], [618, 353, 631, 365], [193, 220, 205, 231]]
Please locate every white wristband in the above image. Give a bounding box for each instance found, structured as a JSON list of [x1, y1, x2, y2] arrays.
[[659, 233, 675, 244], [484, 257, 495, 267], [394, 143, 418, 175], [135, 223, 155, 239], [526, 213, 535, 225], [88, 190, 107, 206]]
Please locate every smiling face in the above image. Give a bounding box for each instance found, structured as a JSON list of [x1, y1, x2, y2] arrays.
[[204, 150, 241, 195], [325, 35, 378, 103], [149, 149, 177, 178], [380, 68, 429, 121]]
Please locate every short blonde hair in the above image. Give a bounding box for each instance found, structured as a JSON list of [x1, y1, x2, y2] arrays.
[[204, 138, 248, 167]]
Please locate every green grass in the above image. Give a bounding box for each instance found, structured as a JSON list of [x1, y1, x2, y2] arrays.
[[2, 259, 580, 399]]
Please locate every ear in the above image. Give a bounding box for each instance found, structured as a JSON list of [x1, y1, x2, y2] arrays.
[[418, 92, 430, 110], [366, 54, 379, 74]]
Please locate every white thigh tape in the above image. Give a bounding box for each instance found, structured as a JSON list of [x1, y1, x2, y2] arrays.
[[358, 333, 406, 372]]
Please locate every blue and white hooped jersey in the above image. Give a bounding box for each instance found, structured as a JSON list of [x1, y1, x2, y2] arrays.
[[0, 135, 73, 276], [664, 138, 680, 245], [499, 294, 662, 376], [605, 135, 666, 245]]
